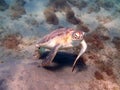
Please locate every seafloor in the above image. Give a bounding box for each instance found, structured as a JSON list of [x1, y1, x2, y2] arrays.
[[0, 0, 120, 90]]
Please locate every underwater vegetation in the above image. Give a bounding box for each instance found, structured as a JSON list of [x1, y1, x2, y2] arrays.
[[1, 33, 22, 49], [44, 0, 82, 25], [0, 0, 120, 90], [44, 7, 59, 25]]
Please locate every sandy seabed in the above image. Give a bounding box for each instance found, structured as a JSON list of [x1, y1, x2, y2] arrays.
[[0, 0, 120, 90]]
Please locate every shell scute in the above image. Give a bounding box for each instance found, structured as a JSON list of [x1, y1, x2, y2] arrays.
[[38, 28, 74, 44]]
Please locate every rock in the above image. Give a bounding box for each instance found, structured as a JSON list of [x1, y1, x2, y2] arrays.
[[0, 0, 9, 11]]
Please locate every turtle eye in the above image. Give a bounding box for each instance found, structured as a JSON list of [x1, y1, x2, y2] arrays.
[[72, 32, 83, 40], [72, 32, 80, 40]]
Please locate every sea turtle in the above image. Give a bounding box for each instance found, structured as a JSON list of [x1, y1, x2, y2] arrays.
[[34, 28, 87, 71]]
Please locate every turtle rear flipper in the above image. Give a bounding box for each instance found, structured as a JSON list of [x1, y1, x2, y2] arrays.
[[41, 44, 61, 66]]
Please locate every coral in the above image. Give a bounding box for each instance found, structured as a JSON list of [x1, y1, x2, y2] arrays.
[[0, 0, 9, 11]]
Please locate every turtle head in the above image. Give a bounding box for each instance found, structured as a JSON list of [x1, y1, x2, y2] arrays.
[[71, 31, 87, 71], [72, 31, 85, 41], [71, 30, 85, 46]]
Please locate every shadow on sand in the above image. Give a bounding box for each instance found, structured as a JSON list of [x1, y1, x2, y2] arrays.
[[39, 51, 87, 72]]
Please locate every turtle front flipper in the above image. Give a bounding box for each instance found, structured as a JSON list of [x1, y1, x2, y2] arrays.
[[72, 40, 87, 72], [41, 44, 61, 66]]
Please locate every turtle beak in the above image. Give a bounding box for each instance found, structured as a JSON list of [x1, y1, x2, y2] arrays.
[[72, 39, 87, 72]]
